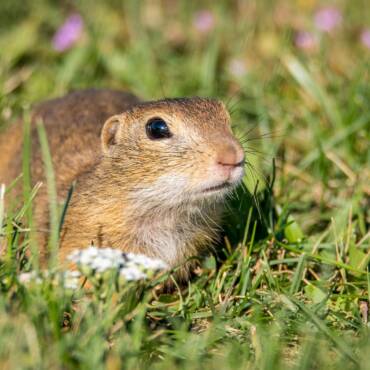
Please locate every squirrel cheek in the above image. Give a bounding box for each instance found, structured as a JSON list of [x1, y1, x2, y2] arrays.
[[148, 173, 189, 197]]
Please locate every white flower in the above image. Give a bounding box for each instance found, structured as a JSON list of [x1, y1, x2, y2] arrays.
[[67, 247, 168, 282], [66, 270, 81, 278], [91, 256, 115, 272], [18, 270, 80, 290], [60, 270, 81, 290], [120, 267, 147, 281], [126, 253, 168, 271]]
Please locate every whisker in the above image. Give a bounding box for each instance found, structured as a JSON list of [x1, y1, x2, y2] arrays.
[[242, 130, 285, 142], [236, 127, 285, 144], [242, 146, 270, 157], [233, 187, 240, 202], [244, 152, 271, 164], [224, 92, 242, 115], [252, 180, 263, 220], [244, 162, 260, 187], [234, 124, 259, 141], [240, 182, 249, 195], [245, 161, 270, 188]]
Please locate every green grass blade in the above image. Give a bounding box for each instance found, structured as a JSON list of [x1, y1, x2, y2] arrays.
[[299, 113, 370, 169], [279, 242, 367, 275], [4, 174, 23, 195], [289, 253, 306, 295], [284, 55, 342, 127], [58, 182, 74, 234], [287, 295, 359, 365], [36, 121, 59, 269], [22, 111, 39, 270], [367, 266, 370, 305], [0, 184, 4, 235]]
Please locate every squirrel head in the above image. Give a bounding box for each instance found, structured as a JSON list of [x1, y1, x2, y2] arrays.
[[101, 97, 245, 207]]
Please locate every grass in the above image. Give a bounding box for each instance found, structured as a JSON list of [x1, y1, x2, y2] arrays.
[[0, 0, 369, 369]]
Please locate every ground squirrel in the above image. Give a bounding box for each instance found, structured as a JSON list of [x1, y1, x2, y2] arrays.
[[0, 89, 245, 276]]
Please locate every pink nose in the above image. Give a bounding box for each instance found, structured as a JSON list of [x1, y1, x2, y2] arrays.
[[216, 144, 245, 168]]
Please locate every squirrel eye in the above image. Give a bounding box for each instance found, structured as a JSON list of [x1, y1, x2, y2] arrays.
[[146, 118, 172, 140]]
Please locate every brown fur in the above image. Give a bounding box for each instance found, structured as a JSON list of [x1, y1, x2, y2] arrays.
[[0, 89, 244, 277]]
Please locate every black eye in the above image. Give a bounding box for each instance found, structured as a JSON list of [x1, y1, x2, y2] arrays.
[[146, 118, 172, 140]]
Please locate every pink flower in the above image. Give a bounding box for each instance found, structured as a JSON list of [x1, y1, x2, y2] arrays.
[[314, 6, 342, 32], [295, 31, 318, 50], [52, 14, 84, 52], [193, 10, 215, 33], [360, 29, 370, 49]]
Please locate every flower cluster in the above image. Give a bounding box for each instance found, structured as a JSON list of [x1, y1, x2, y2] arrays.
[[18, 248, 168, 291], [293, 6, 370, 52], [18, 270, 81, 290], [68, 247, 168, 282]]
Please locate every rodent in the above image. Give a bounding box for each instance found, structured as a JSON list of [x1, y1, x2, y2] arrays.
[[0, 89, 245, 276]]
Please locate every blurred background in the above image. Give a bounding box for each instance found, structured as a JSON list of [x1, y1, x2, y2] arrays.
[[1, 1, 369, 98], [0, 3, 369, 368], [0, 0, 369, 236]]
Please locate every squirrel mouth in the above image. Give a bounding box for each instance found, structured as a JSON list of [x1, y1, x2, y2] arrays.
[[202, 182, 232, 193]]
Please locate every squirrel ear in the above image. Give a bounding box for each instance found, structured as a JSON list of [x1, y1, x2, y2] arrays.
[[101, 115, 122, 155]]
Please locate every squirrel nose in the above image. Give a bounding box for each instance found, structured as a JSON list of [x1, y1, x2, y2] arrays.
[[216, 144, 245, 168]]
